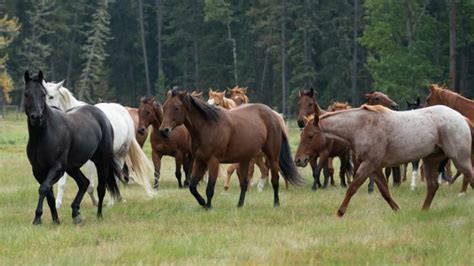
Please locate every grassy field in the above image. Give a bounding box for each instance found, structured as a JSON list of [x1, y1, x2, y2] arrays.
[[1, 112, 474, 265]]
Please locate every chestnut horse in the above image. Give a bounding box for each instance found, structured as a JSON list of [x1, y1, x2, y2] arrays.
[[207, 89, 237, 109], [295, 114, 353, 188], [191, 91, 204, 100], [297, 88, 335, 188], [138, 97, 193, 189], [318, 104, 474, 216], [126, 107, 148, 147], [229, 86, 249, 105], [160, 90, 304, 208], [426, 84, 474, 190]]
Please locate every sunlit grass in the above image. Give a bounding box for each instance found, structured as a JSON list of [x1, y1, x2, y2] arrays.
[[1, 115, 473, 264]]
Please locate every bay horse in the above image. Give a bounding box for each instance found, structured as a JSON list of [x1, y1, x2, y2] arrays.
[[228, 86, 249, 105], [295, 114, 353, 188], [318, 104, 474, 216], [160, 89, 304, 208], [24, 71, 121, 224], [297, 88, 335, 188], [126, 107, 148, 147], [207, 89, 237, 109], [43, 81, 155, 208], [209, 87, 274, 192], [426, 84, 474, 191], [138, 96, 192, 189]]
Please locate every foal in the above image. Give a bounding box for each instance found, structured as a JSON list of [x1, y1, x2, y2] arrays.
[[138, 97, 192, 189], [24, 71, 121, 224]]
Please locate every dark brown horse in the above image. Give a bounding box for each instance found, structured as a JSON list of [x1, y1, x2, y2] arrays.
[[138, 97, 192, 189], [159, 90, 304, 208], [297, 88, 335, 189], [126, 107, 148, 147], [295, 114, 353, 188]]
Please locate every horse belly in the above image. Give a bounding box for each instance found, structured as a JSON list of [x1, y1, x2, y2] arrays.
[[383, 139, 437, 167]]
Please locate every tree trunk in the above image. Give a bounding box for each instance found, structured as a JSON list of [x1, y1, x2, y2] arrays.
[[449, 0, 457, 91], [66, 11, 78, 89], [138, 0, 151, 96], [227, 18, 238, 85], [156, 0, 163, 91], [459, 3, 467, 94], [351, 0, 359, 105], [281, 0, 288, 116]]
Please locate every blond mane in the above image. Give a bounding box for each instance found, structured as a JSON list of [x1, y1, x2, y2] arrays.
[[361, 104, 389, 113]]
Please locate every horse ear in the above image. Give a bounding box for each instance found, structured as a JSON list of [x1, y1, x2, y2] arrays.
[[299, 89, 302, 97], [37, 70, 43, 82], [364, 93, 371, 99], [243, 87, 248, 93], [24, 71, 31, 83], [208, 88, 213, 95], [416, 97, 421, 105]]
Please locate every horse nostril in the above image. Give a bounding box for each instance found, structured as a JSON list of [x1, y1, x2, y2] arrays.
[[303, 158, 309, 164], [159, 128, 170, 138]]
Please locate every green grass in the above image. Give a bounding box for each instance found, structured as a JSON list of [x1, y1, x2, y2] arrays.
[[1, 114, 474, 265]]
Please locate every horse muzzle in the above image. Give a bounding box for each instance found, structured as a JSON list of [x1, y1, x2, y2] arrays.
[[391, 104, 399, 111], [294, 157, 309, 167], [29, 114, 44, 127], [159, 127, 171, 138]]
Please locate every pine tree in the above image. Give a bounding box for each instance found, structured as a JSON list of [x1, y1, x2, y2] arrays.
[[0, 14, 20, 104], [76, 0, 112, 101]]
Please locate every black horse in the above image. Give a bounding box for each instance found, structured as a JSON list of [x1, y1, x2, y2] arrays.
[[24, 70, 121, 225]]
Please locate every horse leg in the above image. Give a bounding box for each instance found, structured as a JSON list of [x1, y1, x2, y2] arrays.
[[225, 163, 238, 191], [339, 155, 348, 188], [152, 151, 162, 190], [411, 160, 420, 190], [247, 159, 255, 191], [204, 158, 220, 209], [122, 163, 130, 184], [316, 151, 329, 189], [189, 159, 208, 207], [310, 157, 321, 188], [368, 177, 375, 194], [183, 154, 192, 188], [421, 156, 441, 210], [384, 167, 391, 183], [392, 166, 401, 186], [270, 160, 280, 207], [451, 155, 474, 195], [66, 168, 90, 224], [327, 157, 335, 186], [402, 163, 408, 182], [337, 161, 374, 217], [175, 152, 184, 188], [34, 165, 64, 225], [45, 188, 60, 224], [373, 170, 400, 211], [254, 155, 269, 192], [55, 174, 67, 208], [85, 161, 98, 207], [237, 160, 251, 207]]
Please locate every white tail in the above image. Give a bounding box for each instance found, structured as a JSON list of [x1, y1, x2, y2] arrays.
[[125, 139, 156, 197]]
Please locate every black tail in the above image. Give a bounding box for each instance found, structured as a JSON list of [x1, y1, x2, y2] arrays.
[[279, 132, 305, 186], [106, 160, 122, 200]]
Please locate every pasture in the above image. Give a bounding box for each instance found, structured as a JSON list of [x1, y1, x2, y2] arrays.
[[1, 113, 474, 264]]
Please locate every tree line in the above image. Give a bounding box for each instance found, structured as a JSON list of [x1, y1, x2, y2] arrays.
[[1, 0, 473, 115]]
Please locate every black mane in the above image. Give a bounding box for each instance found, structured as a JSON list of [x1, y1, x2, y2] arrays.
[[184, 93, 220, 122]]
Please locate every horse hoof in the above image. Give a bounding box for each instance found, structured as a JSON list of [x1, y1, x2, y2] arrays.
[[410, 185, 416, 191], [336, 209, 345, 217], [458, 192, 466, 197], [223, 186, 229, 191], [55, 202, 62, 209], [73, 215, 83, 224], [32, 218, 41, 225], [273, 203, 280, 208], [311, 185, 317, 191]]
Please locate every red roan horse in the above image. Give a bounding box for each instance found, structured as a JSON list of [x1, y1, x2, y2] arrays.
[[159, 89, 304, 208]]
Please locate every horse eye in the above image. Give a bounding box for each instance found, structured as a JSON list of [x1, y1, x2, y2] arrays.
[[375, 97, 380, 101], [48, 96, 53, 100], [175, 107, 179, 111]]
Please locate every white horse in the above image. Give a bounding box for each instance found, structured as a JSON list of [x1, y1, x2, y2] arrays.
[[44, 80, 155, 208]]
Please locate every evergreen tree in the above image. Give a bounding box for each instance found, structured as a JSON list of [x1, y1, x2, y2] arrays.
[[76, 0, 111, 101]]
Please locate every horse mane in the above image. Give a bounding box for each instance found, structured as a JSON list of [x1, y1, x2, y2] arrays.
[[183, 93, 220, 122], [361, 104, 389, 113], [430, 83, 473, 106]]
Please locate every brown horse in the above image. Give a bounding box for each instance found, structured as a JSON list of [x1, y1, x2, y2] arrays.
[[328, 102, 352, 112], [318, 104, 474, 216], [126, 107, 148, 147], [228, 86, 249, 105], [297, 88, 335, 189], [138, 97, 193, 189], [159, 90, 304, 208], [295, 114, 353, 188], [426, 84, 474, 190], [207, 89, 237, 109]]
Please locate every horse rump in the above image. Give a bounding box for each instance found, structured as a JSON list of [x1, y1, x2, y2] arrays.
[[279, 132, 305, 186]]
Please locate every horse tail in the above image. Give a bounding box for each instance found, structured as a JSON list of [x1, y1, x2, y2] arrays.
[[279, 131, 305, 186], [107, 159, 122, 200], [125, 138, 156, 197]]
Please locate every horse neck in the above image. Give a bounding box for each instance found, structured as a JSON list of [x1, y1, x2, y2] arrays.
[[183, 105, 218, 143], [151, 105, 163, 129], [59, 87, 86, 109], [315, 102, 325, 116], [443, 91, 474, 119], [223, 97, 235, 109], [320, 111, 362, 144]]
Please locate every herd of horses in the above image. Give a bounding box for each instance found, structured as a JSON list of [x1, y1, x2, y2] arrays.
[[23, 70, 474, 225]]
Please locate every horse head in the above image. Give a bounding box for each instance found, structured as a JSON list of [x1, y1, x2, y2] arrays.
[[138, 96, 162, 135], [425, 84, 445, 107], [43, 80, 67, 110], [406, 97, 422, 110], [229, 86, 248, 105], [24, 70, 48, 127], [365, 91, 398, 110], [207, 89, 225, 107], [297, 88, 318, 128], [294, 114, 326, 167]]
